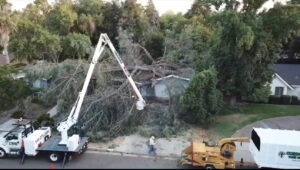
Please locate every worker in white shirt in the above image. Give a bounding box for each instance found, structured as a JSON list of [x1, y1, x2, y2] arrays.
[[148, 136, 156, 155]]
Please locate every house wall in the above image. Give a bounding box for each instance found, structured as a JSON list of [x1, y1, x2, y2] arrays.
[[154, 81, 170, 100], [287, 86, 300, 99], [270, 77, 288, 95]]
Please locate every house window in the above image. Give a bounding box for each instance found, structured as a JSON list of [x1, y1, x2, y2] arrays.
[[275, 87, 284, 96]]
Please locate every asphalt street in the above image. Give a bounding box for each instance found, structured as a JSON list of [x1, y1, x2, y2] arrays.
[[0, 150, 182, 169]]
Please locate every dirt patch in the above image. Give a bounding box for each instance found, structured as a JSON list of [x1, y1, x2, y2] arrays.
[[89, 136, 126, 149]]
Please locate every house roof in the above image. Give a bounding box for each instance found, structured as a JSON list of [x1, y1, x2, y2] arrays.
[[274, 64, 300, 86], [155, 75, 190, 81]]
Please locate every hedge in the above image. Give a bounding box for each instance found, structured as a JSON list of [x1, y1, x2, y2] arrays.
[[268, 95, 299, 105]]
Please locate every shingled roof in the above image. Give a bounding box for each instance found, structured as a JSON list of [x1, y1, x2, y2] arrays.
[[274, 64, 300, 86]]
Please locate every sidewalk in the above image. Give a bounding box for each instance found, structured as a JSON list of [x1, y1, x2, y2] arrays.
[[88, 133, 191, 159], [87, 131, 255, 163]]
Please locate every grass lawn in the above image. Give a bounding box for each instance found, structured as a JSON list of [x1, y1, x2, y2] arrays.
[[212, 103, 300, 138]]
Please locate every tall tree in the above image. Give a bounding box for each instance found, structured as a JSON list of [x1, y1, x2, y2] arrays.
[[8, 19, 61, 62], [0, 65, 31, 110], [120, 0, 150, 42], [74, 0, 105, 44], [47, 0, 77, 35], [210, 2, 300, 105], [145, 0, 160, 28], [0, 0, 12, 59], [60, 33, 92, 60], [101, 1, 122, 47]]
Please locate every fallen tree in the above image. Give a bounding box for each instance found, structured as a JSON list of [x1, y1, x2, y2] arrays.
[[23, 32, 194, 141]]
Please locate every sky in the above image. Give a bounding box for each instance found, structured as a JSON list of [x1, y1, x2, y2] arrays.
[[7, 0, 290, 16]]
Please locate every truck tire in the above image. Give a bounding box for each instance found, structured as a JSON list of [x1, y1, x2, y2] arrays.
[[49, 152, 62, 163], [205, 165, 215, 169], [44, 136, 49, 141], [0, 148, 6, 159]]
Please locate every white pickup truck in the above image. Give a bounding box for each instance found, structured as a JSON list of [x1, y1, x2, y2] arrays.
[[0, 118, 88, 167], [0, 119, 51, 158]]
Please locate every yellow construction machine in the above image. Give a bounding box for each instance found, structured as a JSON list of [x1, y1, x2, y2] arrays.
[[180, 137, 249, 169]]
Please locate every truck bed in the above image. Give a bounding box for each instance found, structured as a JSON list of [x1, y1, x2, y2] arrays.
[[37, 136, 89, 153]]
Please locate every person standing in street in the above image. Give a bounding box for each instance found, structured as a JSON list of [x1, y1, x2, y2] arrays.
[[148, 136, 156, 155]]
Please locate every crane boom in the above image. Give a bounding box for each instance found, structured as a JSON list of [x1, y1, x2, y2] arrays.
[[57, 33, 146, 146]]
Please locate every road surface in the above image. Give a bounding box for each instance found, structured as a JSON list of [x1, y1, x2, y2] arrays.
[[0, 150, 181, 169]]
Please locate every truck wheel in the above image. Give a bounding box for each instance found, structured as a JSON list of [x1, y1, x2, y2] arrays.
[[44, 136, 49, 141], [49, 152, 62, 163], [205, 165, 215, 169], [0, 148, 6, 159]]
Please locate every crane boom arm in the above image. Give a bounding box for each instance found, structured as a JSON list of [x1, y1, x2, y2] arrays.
[[57, 33, 146, 145]]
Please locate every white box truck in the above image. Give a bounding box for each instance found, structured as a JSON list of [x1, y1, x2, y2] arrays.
[[249, 128, 300, 169]]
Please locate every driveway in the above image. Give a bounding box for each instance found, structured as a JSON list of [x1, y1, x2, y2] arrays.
[[232, 115, 300, 163]]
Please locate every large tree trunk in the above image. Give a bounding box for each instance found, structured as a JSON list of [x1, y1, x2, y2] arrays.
[[224, 95, 237, 108], [1, 32, 9, 63]]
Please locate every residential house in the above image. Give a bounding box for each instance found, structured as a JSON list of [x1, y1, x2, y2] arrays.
[[270, 64, 300, 98], [141, 75, 190, 101]]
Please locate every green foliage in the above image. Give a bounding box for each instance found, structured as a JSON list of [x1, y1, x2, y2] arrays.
[[120, 0, 150, 42], [181, 67, 223, 126], [0, 65, 31, 110], [291, 96, 299, 105], [268, 95, 280, 104], [47, 0, 77, 35], [74, 0, 105, 43], [210, 10, 276, 99], [60, 33, 92, 59], [11, 110, 25, 119], [247, 86, 271, 103], [160, 12, 189, 34], [280, 95, 292, 105], [36, 114, 55, 127], [8, 19, 61, 62], [145, 30, 164, 59], [291, 0, 300, 4], [145, 0, 160, 28], [262, 4, 300, 44]]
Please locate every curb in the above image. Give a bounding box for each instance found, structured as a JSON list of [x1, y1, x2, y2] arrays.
[[87, 147, 181, 161]]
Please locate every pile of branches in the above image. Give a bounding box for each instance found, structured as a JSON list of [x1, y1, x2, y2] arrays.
[[23, 32, 194, 141]]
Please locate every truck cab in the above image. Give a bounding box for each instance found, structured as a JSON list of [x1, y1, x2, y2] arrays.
[[0, 119, 34, 158]]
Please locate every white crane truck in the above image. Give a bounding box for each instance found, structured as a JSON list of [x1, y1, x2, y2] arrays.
[[0, 33, 146, 167]]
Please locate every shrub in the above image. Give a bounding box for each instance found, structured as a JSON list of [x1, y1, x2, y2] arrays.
[[181, 67, 223, 126], [280, 95, 291, 105], [0, 65, 32, 111], [268, 95, 280, 104], [11, 110, 25, 119], [247, 86, 271, 103], [35, 114, 55, 127], [291, 96, 299, 105]]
